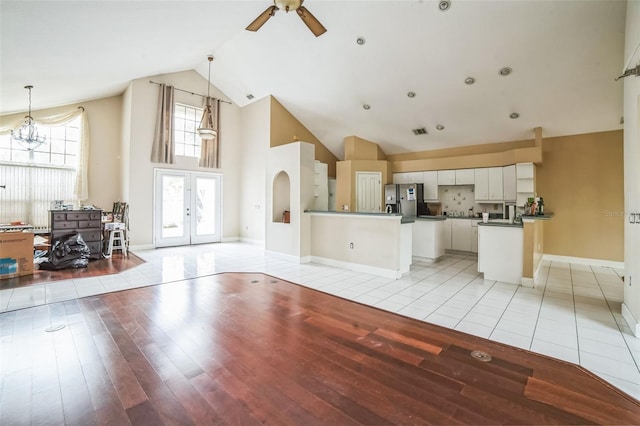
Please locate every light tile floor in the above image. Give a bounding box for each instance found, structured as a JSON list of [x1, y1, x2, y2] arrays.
[[1, 242, 638, 399]]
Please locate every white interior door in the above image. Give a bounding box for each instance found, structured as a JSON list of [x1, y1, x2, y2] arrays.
[[154, 169, 222, 248], [356, 172, 382, 212]]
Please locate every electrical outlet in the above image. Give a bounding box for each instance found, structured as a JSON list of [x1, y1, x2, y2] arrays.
[[349, 242, 354, 249], [629, 276, 632, 287], [245, 226, 248, 231]]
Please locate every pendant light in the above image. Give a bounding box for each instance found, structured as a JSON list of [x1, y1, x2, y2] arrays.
[[197, 56, 217, 140], [11, 85, 46, 150]]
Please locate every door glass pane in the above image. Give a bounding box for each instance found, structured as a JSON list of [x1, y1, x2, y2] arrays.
[[162, 175, 185, 238], [194, 177, 217, 236]]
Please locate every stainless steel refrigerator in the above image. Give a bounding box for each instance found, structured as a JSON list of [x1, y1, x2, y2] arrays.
[[385, 183, 426, 217]]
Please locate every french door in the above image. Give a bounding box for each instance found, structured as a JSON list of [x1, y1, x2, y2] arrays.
[[154, 169, 222, 247]]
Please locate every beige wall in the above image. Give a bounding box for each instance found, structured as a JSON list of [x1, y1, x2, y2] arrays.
[[522, 220, 544, 279], [335, 159, 389, 212], [344, 135, 387, 161], [0, 95, 123, 211], [536, 130, 624, 261], [270, 97, 338, 178]]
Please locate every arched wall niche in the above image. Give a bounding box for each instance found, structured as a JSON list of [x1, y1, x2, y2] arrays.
[[272, 170, 291, 223]]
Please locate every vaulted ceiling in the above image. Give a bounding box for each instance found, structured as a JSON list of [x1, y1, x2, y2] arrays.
[[0, 0, 627, 159]]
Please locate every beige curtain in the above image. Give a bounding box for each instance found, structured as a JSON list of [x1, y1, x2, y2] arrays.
[[0, 107, 90, 200], [151, 84, 175, 164], [199, 97, 221, 168]]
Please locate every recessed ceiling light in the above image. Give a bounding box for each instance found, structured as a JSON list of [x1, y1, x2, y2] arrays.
[[439, 0, 451, 11], [436, 124, 445, 131], [510, 112, 519, 119], [356, 37, 366, 45], [362, 104, 371, 110], [246, 94, 254, 100], [499, 66, 512, 76], [465, 77, 475, 85], [407, 91, 416, 98]]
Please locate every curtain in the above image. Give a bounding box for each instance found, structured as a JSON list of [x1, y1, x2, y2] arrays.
[[199, 97, 221, 169], [151, 84, 175, 164], [0, 107, 89, 201]]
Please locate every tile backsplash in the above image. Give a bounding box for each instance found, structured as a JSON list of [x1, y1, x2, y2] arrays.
[[436, 185, 503, 217]]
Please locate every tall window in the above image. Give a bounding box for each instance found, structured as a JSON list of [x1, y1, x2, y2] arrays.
[[0, 117, 81, 228], [174, 103, 203, 158]]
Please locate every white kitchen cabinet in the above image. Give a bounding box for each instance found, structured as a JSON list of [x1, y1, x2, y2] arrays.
[[423, 171, 439, 200], [438, 170, 456, 186], [455, 169, 475, 185], [443, 219, 452, 250], [451, 219, 472, 251], [393, 173, 407, 184], [471, 225, 478, 253], [313, 161, 329, 211], [409, 171, 424, 184], [393, 172, 423, 184], [474, 168, 489, 200], [516, 162, 536, 206], [502, 165, 516, 201], [488, 167, 504, 201]]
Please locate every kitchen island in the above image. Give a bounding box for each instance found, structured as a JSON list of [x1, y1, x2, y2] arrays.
[[307, 211, 412, 278], [477, 215, 552, 286], [413, 216, 446, 260]]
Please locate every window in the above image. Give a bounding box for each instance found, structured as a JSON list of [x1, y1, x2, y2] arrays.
[[0, 117, 80, 166], [0, 117, 81, 228], [174, 103, 202, 158]]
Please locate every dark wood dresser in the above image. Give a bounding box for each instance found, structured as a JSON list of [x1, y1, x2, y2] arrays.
[[49, 209, 103, 259]]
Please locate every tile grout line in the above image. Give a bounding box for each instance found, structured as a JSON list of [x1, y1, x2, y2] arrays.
[[569, 262, 581, 366], [590, 264, 640, 373]]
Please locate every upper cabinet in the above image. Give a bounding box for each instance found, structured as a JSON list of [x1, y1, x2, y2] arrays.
[[423, 171, 439, 201], [474, 168, 489, 200], [502, 165, 516, 201], [393, 172, 423, 184], [438, 170, 456, 186], [455, 169, 475, 185], [475, 167, 503, 201], [488, 167, 504, 200]]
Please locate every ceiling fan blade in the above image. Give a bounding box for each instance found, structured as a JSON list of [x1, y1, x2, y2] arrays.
[[296, 6, 327, 37], [246, 5, 277, 32]]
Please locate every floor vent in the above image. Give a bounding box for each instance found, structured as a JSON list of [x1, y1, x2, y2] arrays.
[[470, 350, 492, 362]]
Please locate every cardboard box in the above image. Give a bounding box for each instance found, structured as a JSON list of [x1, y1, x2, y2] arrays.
[[0, 232, 34, 279]]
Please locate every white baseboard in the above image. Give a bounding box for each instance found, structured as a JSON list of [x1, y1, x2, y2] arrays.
[[310, 256, 401, 279], [240, 237, 265, 247], [542, 254, 624, 269], [128, 244, 154, 252], [265, 250, 310, 264], [521, 278, 534, 288], [622, 303, 640, 337], [221, 236, 240, 243]]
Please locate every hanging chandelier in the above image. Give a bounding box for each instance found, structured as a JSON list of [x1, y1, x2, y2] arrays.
[[11, 85, 46, 150], [197, 56, 217, 140]]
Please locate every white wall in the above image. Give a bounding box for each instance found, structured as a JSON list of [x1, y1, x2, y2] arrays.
[[623, 0, 640, 336], [123, 69, 242, 247], [238, 96, 270, 245], [265, 142, 315, 258]]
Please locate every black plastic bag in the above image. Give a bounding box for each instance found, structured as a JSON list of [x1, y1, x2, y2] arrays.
[[39, 233, 91, 270]]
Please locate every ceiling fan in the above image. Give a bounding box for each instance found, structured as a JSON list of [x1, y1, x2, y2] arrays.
[[246, 0, 327, 37]]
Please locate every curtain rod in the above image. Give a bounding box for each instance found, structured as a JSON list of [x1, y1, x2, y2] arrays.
[[148, 80, 232, 104]]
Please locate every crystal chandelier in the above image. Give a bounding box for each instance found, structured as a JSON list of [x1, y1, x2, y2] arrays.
[[197, 56, 217, 140], [11, 85, 46, 150]]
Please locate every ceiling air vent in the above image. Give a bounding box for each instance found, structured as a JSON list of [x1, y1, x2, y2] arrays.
[[412, 127, 428, 135]]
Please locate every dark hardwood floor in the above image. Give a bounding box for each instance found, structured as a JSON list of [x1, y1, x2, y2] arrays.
[[0, 252, 144, 290], [1, 272, 638, 425]]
